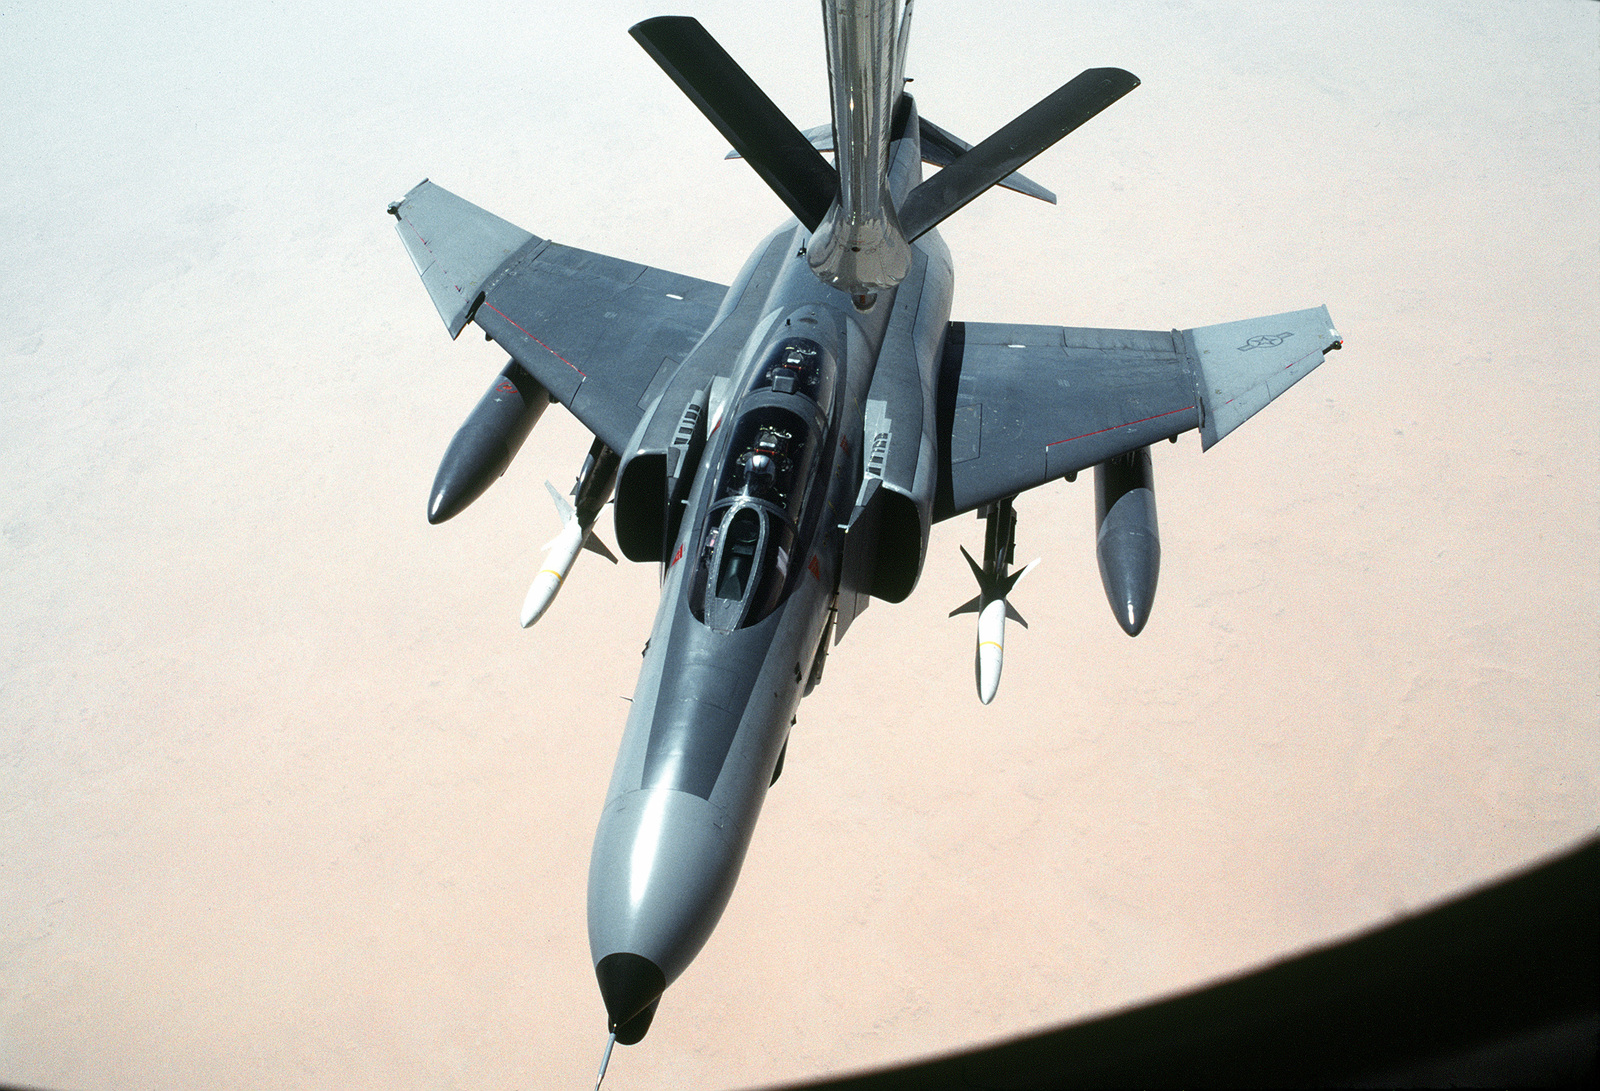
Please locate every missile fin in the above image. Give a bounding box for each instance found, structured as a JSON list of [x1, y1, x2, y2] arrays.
[[584, 534, 620, 564], [959, 544, 986, 585], [545, 479, 575, 521], [950, 593, 982, 617]]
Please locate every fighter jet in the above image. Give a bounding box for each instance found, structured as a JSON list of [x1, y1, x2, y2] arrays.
[[389, 1, 1341, 1075]]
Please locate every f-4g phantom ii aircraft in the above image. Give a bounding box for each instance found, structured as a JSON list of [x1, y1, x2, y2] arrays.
[[390, 0, 1340, 1075]]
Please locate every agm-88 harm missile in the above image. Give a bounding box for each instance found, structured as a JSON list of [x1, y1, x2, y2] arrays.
[[521, 439, 620, 628], [428, 360, 550, 524], [951, 496, 1038, 705], [1094, 445, 1159, 636]]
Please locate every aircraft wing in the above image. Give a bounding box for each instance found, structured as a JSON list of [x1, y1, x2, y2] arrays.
[[934, 307, 1340, 519], [391, 180, 727, 453]]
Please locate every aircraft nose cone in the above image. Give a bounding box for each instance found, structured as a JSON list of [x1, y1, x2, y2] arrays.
[[595, 951, 666, 1044]]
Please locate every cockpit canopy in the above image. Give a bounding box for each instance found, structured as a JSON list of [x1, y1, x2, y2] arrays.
[[690, 407, 816, 631], [743, 336, 837, 420], [688, 334, 839, 632], [693, 501, 793, 632], [711, 406, 816, 522]]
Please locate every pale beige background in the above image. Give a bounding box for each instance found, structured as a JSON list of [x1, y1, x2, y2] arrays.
[[2, 2, 1595, 1088]]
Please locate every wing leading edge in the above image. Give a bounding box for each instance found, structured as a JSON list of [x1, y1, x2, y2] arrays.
[[935, 307, 1340, 519], [391, 180, 727, 453]]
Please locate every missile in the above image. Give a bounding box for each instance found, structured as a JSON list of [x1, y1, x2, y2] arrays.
[[520, 485, 618, 626], [428, 360, 549, 524], [520, 439, 620, 627], [1094, 445, 1159, 636], [950, 497, 1037, 704], [952, 547, 1037, 704]]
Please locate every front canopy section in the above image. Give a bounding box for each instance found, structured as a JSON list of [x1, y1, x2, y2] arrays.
[[689, 406, 820, 632]]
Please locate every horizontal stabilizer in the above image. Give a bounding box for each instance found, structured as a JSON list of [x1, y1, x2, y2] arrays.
[[917, 117, 1055, 204], [390, 181, 534, 338], [725, 122, 835, 158], [898, 68, 1140, 241], [1186, 306, 1342, 449], [631, 16, 838, 231]]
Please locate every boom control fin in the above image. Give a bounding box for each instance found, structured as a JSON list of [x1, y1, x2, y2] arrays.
[[898, 67, 1140, 241], [630, 16, 838, 230]]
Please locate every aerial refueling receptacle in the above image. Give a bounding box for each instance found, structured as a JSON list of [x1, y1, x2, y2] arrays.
[[428, 359, 550, 524], [1093, 445, 1160, 636]]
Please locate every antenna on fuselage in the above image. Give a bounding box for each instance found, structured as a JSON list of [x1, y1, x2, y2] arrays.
[[594, 1031, 617, 1090]]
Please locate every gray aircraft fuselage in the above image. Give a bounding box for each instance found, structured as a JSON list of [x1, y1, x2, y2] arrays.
[[588, 98, 949, 1040]]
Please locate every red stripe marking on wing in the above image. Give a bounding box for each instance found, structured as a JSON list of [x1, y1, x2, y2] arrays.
[[481, 302, 586, 378], [1044, 404, 1195, 448]]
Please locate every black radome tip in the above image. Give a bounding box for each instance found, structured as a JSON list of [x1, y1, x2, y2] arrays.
[[595, 952, 666, 1045]]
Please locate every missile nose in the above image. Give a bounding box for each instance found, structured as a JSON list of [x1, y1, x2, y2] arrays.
[[977, 643, 1002, 704], [595, 951, 666, 1044], [426, 488, 452, 525], [520, 573, 558, 627]]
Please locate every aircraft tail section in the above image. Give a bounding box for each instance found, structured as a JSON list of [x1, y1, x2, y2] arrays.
[[730, 116, 1057, 205], [917, 116, 1056, 204]]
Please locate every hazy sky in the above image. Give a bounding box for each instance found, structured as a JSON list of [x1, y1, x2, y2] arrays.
[[3, 2, 1596, 1088]]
